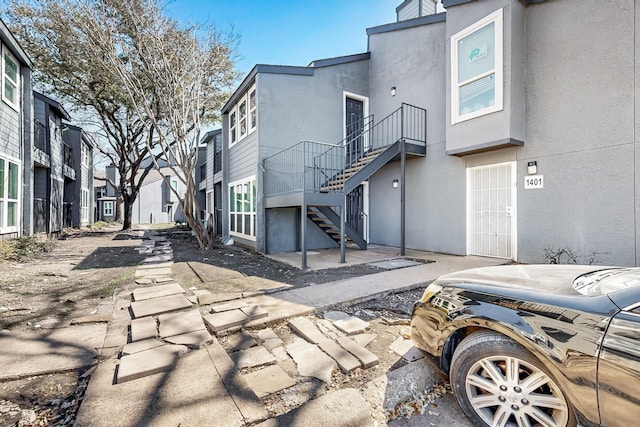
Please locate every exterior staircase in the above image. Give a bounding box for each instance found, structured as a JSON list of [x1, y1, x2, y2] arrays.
[[263, 103, 427, 263]]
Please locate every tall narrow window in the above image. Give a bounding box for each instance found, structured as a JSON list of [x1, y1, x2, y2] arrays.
[[81, 189, 89, 222], [229, 111, 237, 146], [0, 158, 19, 230], [451, 9, 503, 124], [228, 177, 256, 240], [238, 99, 247, 139], [2, 48, 19, 110], [248, 87, 257, 131]]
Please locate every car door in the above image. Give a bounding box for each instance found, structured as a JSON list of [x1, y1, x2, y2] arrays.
[[598, 303, 640, 427]]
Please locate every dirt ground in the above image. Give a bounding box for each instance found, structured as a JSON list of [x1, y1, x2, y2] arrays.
[[0, 225, 427, 426]]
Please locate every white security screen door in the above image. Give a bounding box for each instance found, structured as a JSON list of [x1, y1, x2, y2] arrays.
[[467, 162, 517, 259]]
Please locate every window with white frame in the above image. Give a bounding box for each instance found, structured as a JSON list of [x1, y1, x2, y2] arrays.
[[103, 201, 114, 216], [228, 84, 257, 147], [451, 9, 503, 124], [2, 47, 19, 110], [81, 142, 90, 167], [0, 157, 20, 232], [248, 87, 257, 132], [228, 177, 256, 240], [81, 189, 89, 222], [230, 110, 237, 145]]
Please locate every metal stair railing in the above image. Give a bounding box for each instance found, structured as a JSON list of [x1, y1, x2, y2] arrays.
[[263, 103, 426, 197]]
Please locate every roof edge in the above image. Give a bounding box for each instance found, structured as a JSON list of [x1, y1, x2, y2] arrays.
[[308, 52, 370, 68], [367, 12, 446, 36], [34, 91, 72, 121], [0, 17, 33, 68]]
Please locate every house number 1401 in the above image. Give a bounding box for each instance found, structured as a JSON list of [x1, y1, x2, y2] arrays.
[[524, 175, 544, 189]]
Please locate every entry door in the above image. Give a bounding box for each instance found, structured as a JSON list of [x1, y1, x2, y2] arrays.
[[467, 162, 517, 259], [346, 184, 364, 237], [345, 97, 364, 164], [214, 183, 223, 236]]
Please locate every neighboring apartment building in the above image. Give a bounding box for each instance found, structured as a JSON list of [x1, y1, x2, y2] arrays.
[[29, 91, 73, 235], [0, 18, 32, 239], [63, 124, 95, 227], [218, 0, 640, 268], [129, 166, 187, 225], [200, 129, 223, 236]]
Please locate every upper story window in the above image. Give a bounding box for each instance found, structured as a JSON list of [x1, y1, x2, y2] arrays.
[[451, 9, 503, 124], [228, 84, 257, 148], [81, 142, 90, 167], [2, 47, 19, 111], [248, 87, 257, 131]]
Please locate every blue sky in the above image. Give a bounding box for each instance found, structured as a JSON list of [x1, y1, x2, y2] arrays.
[[165, 0, 398, 74]]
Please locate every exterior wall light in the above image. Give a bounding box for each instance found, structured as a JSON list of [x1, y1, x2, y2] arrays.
[[391, 86, 396, 97], [392, 179, 399, 188], [527, 161, 537, 175]]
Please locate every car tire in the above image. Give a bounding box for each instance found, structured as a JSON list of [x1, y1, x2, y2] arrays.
[[450, 331, 576, 427]]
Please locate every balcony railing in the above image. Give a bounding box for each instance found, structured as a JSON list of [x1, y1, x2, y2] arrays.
[[263, 103, 427, 197]]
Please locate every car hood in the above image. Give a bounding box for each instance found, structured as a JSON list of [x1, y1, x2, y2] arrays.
[[434, 264, 617, 295]]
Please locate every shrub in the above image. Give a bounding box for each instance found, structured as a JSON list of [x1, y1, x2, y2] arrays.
[[0, 236, 56, 261]]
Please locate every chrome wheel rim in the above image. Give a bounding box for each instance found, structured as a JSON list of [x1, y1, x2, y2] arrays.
[[464, 355, 569, 427]]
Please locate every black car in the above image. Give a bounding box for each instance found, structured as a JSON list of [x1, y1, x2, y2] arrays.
[[410, 265, 640, 427]]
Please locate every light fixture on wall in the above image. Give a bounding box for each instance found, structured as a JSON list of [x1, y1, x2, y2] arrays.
[[392, 179, 399, 188], [527, 161, 537, 175], [391, 86, 396, 97]]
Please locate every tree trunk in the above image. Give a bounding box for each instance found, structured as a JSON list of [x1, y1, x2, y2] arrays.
[[121, 194, 134, 231]]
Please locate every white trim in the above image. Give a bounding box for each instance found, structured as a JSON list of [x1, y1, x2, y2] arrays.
[[451, 8, 503, 124], [361, 181, 370, 243], [229, 84, 257, 148], [466, 161, 516, 260], [0, 154, 21, 234], [228, 175, 257, 241], [103, 200, 114, 216], [342, 91, 370, 148], [2, 45, 20, 111]]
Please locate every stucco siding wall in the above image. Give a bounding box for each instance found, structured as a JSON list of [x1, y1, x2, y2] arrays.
[[515, 0, 638, 265], [368, 17, 467, 254]]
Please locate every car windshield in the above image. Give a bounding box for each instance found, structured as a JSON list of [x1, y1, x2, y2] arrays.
[[573, 268, 640, 296]]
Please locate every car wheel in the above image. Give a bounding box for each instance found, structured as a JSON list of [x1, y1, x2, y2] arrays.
[[450, 331, 575, 427]]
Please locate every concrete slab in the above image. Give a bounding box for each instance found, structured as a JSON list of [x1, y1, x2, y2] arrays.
[[132, 283, 185, 301], [130, 317, 157, 342], [70, 314, 112, 325], [337, 336, 379, 368], [154, 277, 174, 284], [226, 331, 258, 352], [368, 258, 424, 270], [158, 310, 205, 338], [205, 340, 268, 425], [0, 324, 107, 380], [360, 359, 447, 413], [257, 329, 283, 351], [142, 254, 173, 264], [116, 344, 187, 384], [317, 339, 361, 373], [241, 305, 268, 320], [137, 259, 172, 267], [323, 310, 351, 321], [315, 319, 343, 340], [134, 267, 172, 278], [243, 365, 296, 398], [230, 346, 276, 369], [333, 316, 370, 335], [351, 333, 377, 348], [164, 330, 213, 349], [390, 338, 425, 362], [257, 388, 372, 427], [288, 317, 325, 344], [121, 339, 164, 356], [285, 337, 335, 383], [130, 294, 192, 318], [134, 278, 153, 285], [203, 310, 249, 333], [210, 300, 249, 313]]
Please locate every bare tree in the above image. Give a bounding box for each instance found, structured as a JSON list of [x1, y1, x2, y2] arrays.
[[3, 0, 166, 230], [69, 0, 238, 248]]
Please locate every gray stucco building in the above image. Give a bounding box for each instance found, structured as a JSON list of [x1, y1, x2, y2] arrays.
[[218, 0, 640, 268]]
